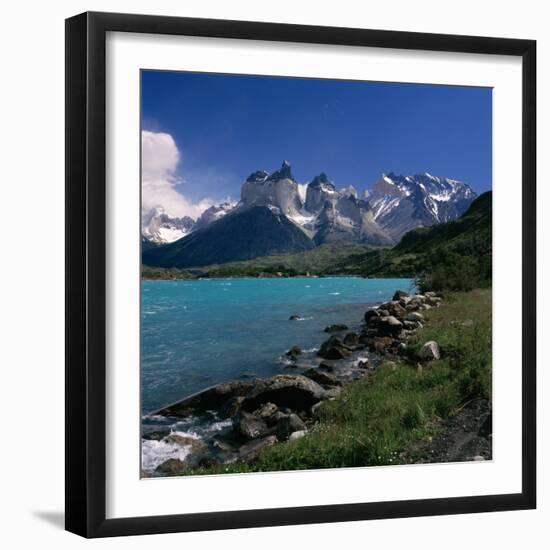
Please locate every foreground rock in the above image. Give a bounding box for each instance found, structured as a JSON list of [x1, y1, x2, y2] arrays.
[[285, 345, 302, 360], [241, 375, 327, 413], [418, 341, 441, 361], [155, 380, 255, 417]]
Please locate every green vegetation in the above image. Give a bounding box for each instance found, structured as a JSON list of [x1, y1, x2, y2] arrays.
[[333, 192, 492, 292], [183, 288, 492, 475], [142, 243, 371, 279]]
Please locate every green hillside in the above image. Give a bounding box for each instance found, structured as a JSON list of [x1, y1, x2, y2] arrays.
[[333, 191, 492, 291]]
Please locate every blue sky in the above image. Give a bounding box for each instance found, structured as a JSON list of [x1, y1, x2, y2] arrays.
[[141, 70, 492, 216]]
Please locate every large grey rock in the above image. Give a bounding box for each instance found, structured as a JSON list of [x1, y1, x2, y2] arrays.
[[241, 375, 326, 412], [233, 411, 271, 440], [318, 335, 352, 360], [285, 345, 302, 360], [303, 368, 342, 387], [364, 308, 381, 323], [377, 315, 403, 336], [419, 341, 441, 361], [155, 380, 255, 417], [275, 413, 307, 440], [406, 311, 425, 322], [393, 290, 411, 301]]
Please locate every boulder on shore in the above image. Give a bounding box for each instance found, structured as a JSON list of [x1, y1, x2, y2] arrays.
[[233, 410, 271, 440], [303, 367, 342, 387], [393, 290, 411, 301], [275, 413, 307, 440], [241, 375, 327, 413], [377, 315, 403, 337], [364, 308, 380, 323], [418, 341, 441, 361], [285, 345, 302, 360], [155, 380, 255, 417], [318, 335, 351, 360], [343, 332, 360, 346]]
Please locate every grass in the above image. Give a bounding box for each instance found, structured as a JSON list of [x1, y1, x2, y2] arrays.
[[182, 288, 492, 476]]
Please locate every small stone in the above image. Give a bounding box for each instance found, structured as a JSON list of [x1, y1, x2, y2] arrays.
[[285, 345, 302, 359]]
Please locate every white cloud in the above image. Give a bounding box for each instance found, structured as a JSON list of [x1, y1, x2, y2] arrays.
[[141, 130, 214, 220]]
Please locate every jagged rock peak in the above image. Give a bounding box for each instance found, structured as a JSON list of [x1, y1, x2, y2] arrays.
[[268, 160, 293, 181], [340, 185, 358, 198], [310, 173, 334, 189], [246, 170, 270, 183]]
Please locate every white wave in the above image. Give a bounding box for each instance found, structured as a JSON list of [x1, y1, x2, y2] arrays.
[[205, 419, 233, 433], [141, 437, 194, 473], [329, 292, 341, 295]]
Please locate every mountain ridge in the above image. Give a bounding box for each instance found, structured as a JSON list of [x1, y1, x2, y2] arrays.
[[142, 161, 478, 269]]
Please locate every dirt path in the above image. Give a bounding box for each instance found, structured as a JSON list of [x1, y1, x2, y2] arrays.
[[401, 398, 492, 464]]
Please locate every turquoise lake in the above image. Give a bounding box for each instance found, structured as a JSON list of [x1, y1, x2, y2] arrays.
[[141, 277, 415, 415]]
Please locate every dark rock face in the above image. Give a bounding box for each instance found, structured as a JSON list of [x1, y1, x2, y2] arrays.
[[268, 160, 293, 181], [246, 170, 270, 183], [241, 375, 326, 413]]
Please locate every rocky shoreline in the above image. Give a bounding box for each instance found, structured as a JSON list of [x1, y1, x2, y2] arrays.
[[143, 289, 448, 476]]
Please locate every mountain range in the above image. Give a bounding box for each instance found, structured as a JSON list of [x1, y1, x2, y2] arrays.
[[142, 161, 477, 269]]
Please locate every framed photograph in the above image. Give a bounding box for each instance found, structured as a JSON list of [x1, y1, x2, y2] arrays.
[[65, 11, 536, 538]]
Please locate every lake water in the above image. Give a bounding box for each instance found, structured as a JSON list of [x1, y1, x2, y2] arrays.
[[141, 277, 415, 415]]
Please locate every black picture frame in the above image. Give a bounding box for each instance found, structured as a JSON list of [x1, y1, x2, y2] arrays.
[[65, 11, 537, 538]]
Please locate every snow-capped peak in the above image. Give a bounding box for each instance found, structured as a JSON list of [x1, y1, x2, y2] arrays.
[[141, 206, 195, 244]]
